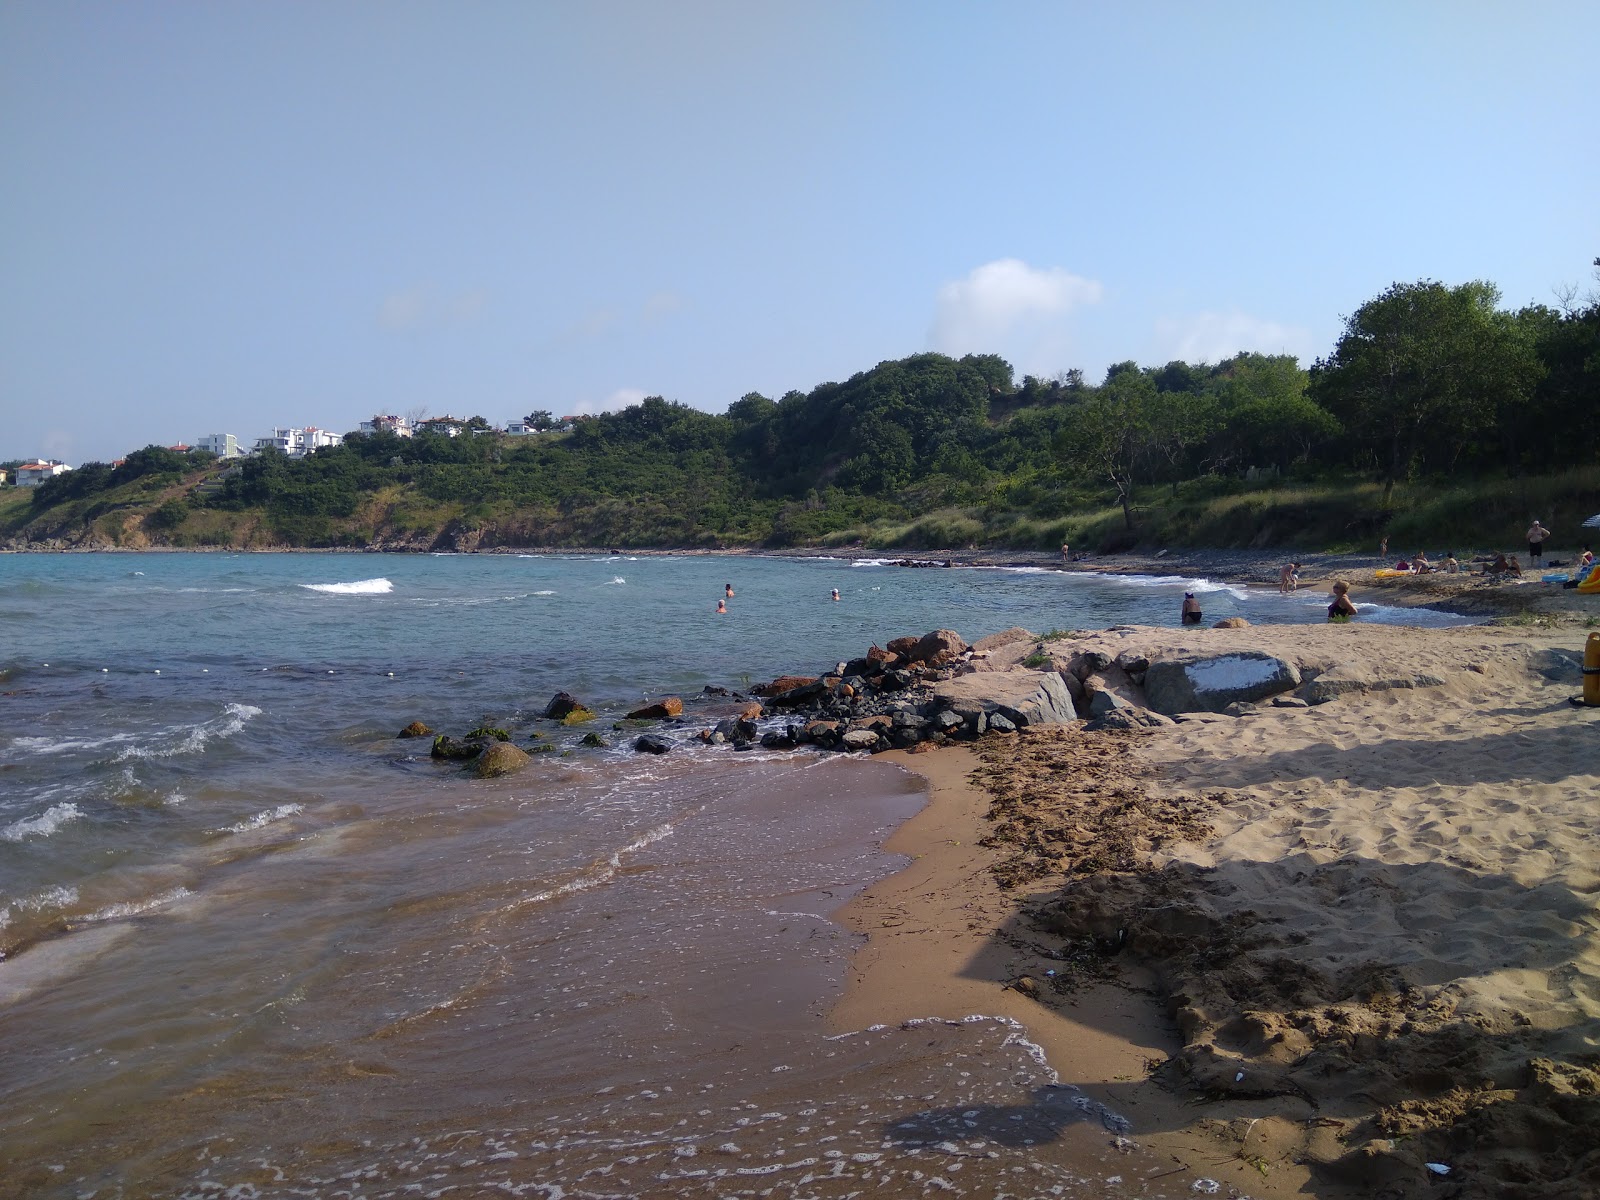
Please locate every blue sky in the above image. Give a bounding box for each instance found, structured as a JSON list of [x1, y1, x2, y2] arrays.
[[3, 1, 1596, 465]]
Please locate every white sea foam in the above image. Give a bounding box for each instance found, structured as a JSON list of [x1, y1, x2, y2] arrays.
[[82, 886, 192, 924], [1, 802, 84, 843], [219, 803, 303, 835], [532, 590, 556, 596], [849, 559, 894, 568], [300, 578, 394, 595], [502, 821, 676, 912], [605, 576, 626, 585], [1092, 572, 1250, 600], [114, 703, 263, 762]]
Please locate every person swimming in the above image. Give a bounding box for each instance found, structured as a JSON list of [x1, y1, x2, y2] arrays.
[[830, 588, 840, 602], [715, 599, 727, 614], [724, 583, 735, 598]]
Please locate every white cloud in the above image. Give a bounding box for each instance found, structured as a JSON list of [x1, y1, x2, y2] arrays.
[[567, 387, 648, 417], [930, 258, 1103, 374], [1154, 310, 1315, 364], [378, 286, 489, 331]]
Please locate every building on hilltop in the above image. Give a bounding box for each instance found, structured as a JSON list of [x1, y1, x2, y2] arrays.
[[195, 433, 243, 459], [414, 416, 468, 437], [17, 460, 73, 487], [253, 427, 344, 458], [358, 414, 414, 438]]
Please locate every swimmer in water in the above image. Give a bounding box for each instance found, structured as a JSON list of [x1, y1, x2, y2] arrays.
[[724, 583, 734, 598], [830, 588, 840, 602], [715, 599, 727, 614]]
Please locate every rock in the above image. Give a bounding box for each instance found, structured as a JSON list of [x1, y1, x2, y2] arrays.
[[766, 678, 828, 707], [1223, 701, 1257, 717], [1143, 653, 1302, 715], [633, 734, 673, 754], [397, 721, 433, 739], [933, 669, 1079, 729], [1087, 689, 1131, 718], [1011, 975, 1041, 999], [1113, 651, 1150, 674], [465, 725, 511, 742], [842, 729, 882, 751], [932, 710, 965, 732], [1296, 665, 1450, 705], [474, 741, 531, 778], [542, 692, 588, 720], [986, 713, 1018, 733], [700, 684, 737, 697], [1271, 696, 1310, 709], [626, 696, 684, 720], [889, 726, 922, 749], [1084, 707, 1175, 732], [714, 716, 759, 742], [753, 675, 817, 697], [1213, 617, 1251, 629], [559, 707, 597, 725], [877, 669, 915, 691], [886, 635, 921, 658], [891, 710, 926, 729], [802, 719, 840, 746], [909, 628, 969, 666], [580, 731, 608, 747], [760, 729, 798, 750], [430, 735, 483, 761], [737, 701, 764, 720], [854, 714, 893, 733], [973, 627, 1038, 653]]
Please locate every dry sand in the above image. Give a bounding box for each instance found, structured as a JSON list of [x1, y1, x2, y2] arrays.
[[834, 622, 1600, 1200]]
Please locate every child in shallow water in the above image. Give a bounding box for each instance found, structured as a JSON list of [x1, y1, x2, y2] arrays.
[[1328, 580, 1357, 621]]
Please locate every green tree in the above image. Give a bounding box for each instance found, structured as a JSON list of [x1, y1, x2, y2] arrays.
[[1059, 370, 1154, 529], [1311, 280, 1543, 501]]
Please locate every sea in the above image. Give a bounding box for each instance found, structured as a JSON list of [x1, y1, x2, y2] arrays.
[[0, 552, 1470, 1199]]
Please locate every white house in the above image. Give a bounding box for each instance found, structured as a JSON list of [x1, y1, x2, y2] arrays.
[[358, 414, 414, 438], [195, 433, 243, 459], [17, 460, 72, 487], [253, 427, 344, 458], [415, 416, 469, 438]]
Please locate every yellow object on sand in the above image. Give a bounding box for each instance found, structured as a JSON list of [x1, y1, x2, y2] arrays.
[[1586, 632, 1600, 707], [1373, 568, 1411, 578], [1577, 571, 1600, 595]]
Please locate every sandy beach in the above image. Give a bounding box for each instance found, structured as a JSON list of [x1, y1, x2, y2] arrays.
[[833, 620, 1600, 1199]]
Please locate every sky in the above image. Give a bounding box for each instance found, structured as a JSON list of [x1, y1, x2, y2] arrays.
[[2, 1, 1596, 465]]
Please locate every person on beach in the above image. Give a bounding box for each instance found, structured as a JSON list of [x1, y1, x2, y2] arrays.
[[724, 583, 735, 598], [830, 588, 840, 602], [1413, 551, 1434, 573], [715, 599, 727, 614], [1380, 535, 1389, 559], [1444, 551, 1460, 574], [1488, 553, 1522, 576], [1328, 580, 1357, 621], [1181, 592, 1203, 625], [1527, 519, 1551, 563], [1279, 562, 1302, 593], [1579, 545, 1594, 568], [1061, 543, 1070, 560]]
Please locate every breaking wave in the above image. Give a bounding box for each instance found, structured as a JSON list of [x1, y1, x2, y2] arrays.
[[300, 578, 394, 595], [1, 802, 83, 843]]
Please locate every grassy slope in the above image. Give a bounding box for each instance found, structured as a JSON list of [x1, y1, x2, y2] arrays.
[[4, 463, 1597, 557]]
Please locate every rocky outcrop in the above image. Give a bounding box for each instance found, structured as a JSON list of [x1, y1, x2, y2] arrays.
[[627, 696, 684, 720], [474, 741, 531, 778], [933, 669, 1078, 730], [752, 675, 817, 697], [1143, 653, 1301, 715], [1296, 664, 1448, 705]]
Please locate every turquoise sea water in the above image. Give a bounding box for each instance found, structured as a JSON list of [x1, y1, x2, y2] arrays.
[[0, 552, 1468, 1198]]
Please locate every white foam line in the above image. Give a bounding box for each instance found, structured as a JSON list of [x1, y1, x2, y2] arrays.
[[500, 821, 677, 913], [80, 886, 192, 924], [0, 802, 83, 843], [300, 577, 393, 595], [217, 803, 303, 835]]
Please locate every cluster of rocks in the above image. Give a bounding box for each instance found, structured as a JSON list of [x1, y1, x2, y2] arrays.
[[398, 624, 1456, 773]]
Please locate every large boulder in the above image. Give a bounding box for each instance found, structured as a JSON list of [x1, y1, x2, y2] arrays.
[[909, 628, 969, 666], [474, 741, 531, 778], [765, 677, 829, 707], [633, 734, 673, 754], [1143, 653, 1302, 715], [431, 735, 484, 761], [626, 696, 684, 720], [841, 728, 882, 752], [932, 669, 1078, 729], [397, 721, 433, 739]]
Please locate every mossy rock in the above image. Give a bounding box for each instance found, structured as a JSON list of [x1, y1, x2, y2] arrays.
[[526, 742, 558, 755], [474, 741, 531, 778], [580, 732, 608, 748], [431, 735, 483, 761], [397, 721, 434, 739], [465, 725, 511, 742], [559, 707, 597, 725]]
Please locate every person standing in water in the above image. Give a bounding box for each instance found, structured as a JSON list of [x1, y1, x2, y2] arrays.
[[715, 599, 727, 614], [830, 588, 840, 602], [1328, 580, 1357, 621], [1181, 592, 1203, 625], [724, 583, 735, 598], [1279, 562, 1301, 594]]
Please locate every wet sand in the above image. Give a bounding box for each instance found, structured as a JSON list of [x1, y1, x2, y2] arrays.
[[835, 622, 1600, 1199]]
